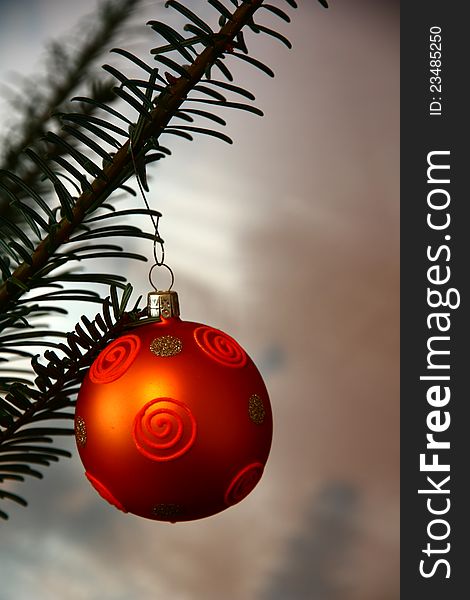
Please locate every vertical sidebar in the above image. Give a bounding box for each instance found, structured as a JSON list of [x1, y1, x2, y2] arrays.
[[401, 3, 468, 597]]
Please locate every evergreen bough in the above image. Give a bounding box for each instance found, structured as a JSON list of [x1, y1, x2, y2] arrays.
[[0, 0, 327, 520]]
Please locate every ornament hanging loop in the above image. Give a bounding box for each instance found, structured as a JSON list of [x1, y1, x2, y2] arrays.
[[153, 228, 165, 267], [149, 262, 175, 292], [129, 137, 177, 310], [148, 214, 175, 294], [147, 230, 179, 319]]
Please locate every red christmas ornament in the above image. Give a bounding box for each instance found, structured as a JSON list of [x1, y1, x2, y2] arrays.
[[75, 290, 272, 522]]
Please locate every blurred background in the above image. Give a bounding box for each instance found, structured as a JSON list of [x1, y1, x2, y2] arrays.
[[0, 1, 399, 599]]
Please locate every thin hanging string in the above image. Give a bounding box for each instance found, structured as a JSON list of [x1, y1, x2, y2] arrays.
[[129, 138, 175, 291]]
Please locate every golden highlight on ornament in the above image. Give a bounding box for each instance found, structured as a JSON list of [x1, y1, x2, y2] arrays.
[[150, 335, 183, 357]]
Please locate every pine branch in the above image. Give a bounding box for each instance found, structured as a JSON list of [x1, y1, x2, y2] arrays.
[[0, 285, 152, 517], [0, 285, 143, 445], [0, 0, 144, 176], [0, 0, 328, 518], [0, 0, 272, 312], [0, 0, 147, 222], [0, 81, 118, 217]]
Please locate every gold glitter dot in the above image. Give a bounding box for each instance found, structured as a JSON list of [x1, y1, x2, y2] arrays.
[[150, 335, 183, 358], [248, 394, 265, 425], [75, 416, 87, 447], [153, 503, 182, 520]]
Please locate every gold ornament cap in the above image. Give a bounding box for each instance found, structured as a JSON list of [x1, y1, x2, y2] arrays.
[[148, 290, 180, 320]]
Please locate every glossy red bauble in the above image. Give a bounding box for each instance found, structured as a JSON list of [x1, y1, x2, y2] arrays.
[[75, 316, 272, 522]]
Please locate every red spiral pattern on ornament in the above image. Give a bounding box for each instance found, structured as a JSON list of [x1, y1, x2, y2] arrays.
[[89, 335, 140, 384], [194, 326, 247, 368], [224, 462, 264, 506], [85, 471, 127, 513], [133, 398, 197, 462]]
